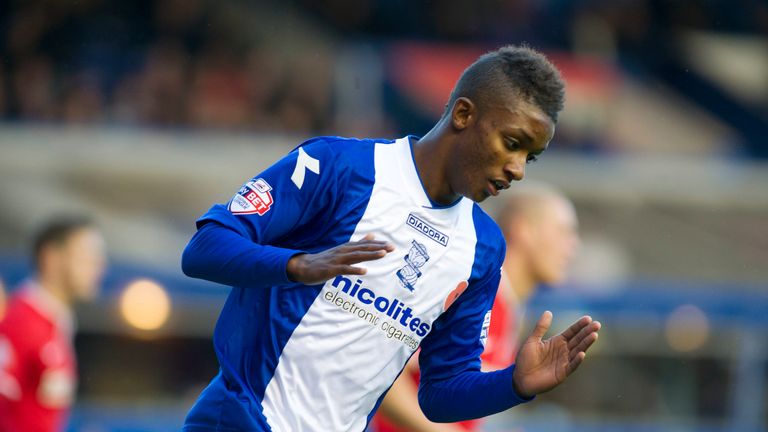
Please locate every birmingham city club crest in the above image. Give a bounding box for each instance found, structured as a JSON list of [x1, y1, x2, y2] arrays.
[[396, 240, 430, 292]]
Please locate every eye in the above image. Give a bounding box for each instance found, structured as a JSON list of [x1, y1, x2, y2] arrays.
[[526, 154, 539, 164], [505, 137, 520, 151]]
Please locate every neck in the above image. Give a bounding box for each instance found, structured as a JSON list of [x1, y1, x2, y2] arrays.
[[37, 273, 72, 308], [502, 250, 537, 303], [411, 119, 460, 206]]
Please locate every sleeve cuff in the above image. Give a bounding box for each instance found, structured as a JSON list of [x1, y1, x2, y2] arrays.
[[250, 244, 304, 285], [505, 364, 536, 405], [273, 247, 306, 284]]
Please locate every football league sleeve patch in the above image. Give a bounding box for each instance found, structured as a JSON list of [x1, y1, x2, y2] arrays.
[[229, 178, 274, 216]]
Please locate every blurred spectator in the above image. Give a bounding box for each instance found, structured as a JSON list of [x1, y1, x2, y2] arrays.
[[0, 216, 106, 432], [187, 41, 253, 129], [12, 55, 56, 121], [0, 0, 764, 150], [112, 41, 190, 126], [0, 65, 6, 118], [60, 71, 105, 124], [0, 0, 336, 133]]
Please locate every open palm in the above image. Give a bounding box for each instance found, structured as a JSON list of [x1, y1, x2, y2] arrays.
[[512, 311, 601, 398]]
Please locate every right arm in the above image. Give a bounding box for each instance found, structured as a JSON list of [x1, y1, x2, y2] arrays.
[[181, 138, 393, 289], [181, 223, 393, 287], [181, 220, 302, 288]]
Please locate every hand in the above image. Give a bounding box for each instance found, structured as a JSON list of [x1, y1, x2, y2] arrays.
[[286, 234, 395, 285], [512, 311, 601, 398]]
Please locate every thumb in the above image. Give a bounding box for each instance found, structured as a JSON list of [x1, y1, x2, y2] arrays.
[[529, 311, 553, 341]]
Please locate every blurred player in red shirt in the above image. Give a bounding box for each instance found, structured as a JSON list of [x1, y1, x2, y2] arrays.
[[373, 184, 579, 432], [0, 217, 106, 432]]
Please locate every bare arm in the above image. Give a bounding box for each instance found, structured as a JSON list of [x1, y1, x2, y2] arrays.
[[378, 360, 465, 432]]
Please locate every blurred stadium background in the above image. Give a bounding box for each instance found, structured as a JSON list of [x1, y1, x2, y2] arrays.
[[0, 0, 766, 431]]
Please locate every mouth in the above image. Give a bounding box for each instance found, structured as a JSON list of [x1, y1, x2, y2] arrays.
[[487, 179, 509, 197]]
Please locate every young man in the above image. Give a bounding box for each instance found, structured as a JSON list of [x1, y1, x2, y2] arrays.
[[0, 217, 107, 432], [181, 45, 601, 432], [373, 184, 580, 432]]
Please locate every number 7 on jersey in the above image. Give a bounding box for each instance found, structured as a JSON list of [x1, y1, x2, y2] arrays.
[[291, 147, 320, 189]]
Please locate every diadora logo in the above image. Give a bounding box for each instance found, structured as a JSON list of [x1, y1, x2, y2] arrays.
[[406, 214, 449, 247], [396, 240, 430, 292], [330, 275, 431, 337], [229, 178, 274, 216]]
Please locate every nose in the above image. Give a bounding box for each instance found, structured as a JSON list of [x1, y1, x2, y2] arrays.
[[504, 155, 526, 182]]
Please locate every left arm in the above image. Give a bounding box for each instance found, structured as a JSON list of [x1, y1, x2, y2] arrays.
[[417, 270, 531, 423], [417, 273, 601, 422]]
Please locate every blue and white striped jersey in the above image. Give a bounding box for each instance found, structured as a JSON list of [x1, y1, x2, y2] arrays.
[[182, 136, 521, 432]]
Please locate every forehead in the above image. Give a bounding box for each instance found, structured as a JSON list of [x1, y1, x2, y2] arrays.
[[485, 99, 555, 146], [64, 228, 104, 250], [542, 196, 578, 225]]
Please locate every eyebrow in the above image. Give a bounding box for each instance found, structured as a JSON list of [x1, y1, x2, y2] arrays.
[[510, 126, 550, 155], [506, 127, 534, 146], [518, 129, 535, 146]]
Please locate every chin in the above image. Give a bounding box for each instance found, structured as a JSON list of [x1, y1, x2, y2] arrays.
[[470, 189, 490, 203], [76, 288, 98, 302], [543, 274, 567, 287]]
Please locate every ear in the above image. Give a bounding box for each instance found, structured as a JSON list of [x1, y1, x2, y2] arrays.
[[450, 97, 475, 131], [37, 245, 57, 274]]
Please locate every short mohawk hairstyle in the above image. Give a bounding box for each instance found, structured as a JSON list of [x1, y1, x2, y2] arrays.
[[445, 45, 565, 122]]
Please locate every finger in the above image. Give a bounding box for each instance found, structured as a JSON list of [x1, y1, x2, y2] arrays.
[[337, 265, 368, 276], [356, 234, 395, 251], [529, 311, 553, 341], [337, 250, 391, 264], [567, 320, 601, 350], [559, 316, 593, 341], [568, 325, 599, 357], [344, 240, 395, 253], [569, 332, 598, 360], [341, 242, 395, 253], [565, 351, 586, 376]]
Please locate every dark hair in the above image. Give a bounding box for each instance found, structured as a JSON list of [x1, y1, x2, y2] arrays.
[[32, 216, 95, 269], [445, 45, 565, 122]]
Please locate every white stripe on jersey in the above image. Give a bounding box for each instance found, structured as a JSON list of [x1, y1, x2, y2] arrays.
[[261, 137, 479, 431]]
